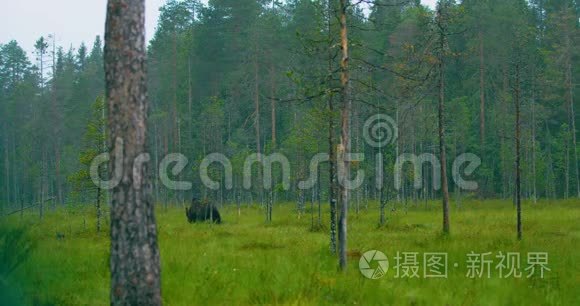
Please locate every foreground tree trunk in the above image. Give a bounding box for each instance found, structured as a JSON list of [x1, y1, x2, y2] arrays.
[[105, 0, 162, 304]]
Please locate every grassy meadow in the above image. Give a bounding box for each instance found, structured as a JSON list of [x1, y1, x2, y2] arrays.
[[1, 199, 579, 305]]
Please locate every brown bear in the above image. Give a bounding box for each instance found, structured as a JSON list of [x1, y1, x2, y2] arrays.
[[185, 198, 222, 224]]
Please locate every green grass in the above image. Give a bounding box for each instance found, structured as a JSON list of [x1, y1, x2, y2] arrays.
[[2, 199, 580, 305]]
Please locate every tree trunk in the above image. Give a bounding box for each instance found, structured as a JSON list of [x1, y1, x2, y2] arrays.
[[269, 189, 273, 223], [327, 0, 338, 255], [104, 0, 162, 304], [514, 62, 522, 240], [567, 62, 579, 198], [96, 186, 102, 233], [254, 54, 261, 158], [51, 70, 62, 206], [4, 128, 10, 207], [479, 31, 485, 152], [254, 45, 263, 209], [12, 133, 19, 212], [396, 101, 401, 204], [562, 4, 579, 199], [271, 63, 277, 149], [378, 148, 386, 226], [172, 32, 179, 153], [317, 169, 322, 227], [338, 0, 351, 271], [565, 136, 570, 199], [188, 57, 193, 150], [437, 4, 451, 235], [40, 146, 46, 220], [328, 100, 338, 253], [531, 71, 538, 203], [479, 31, 485, 197], [545, 121, 555, 199]]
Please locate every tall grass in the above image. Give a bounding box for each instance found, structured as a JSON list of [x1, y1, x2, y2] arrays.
[[2, 199, 579, 305]]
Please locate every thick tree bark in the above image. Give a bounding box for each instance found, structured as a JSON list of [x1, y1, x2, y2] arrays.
[[338, 0, 350, 271], [105, 0, 162, 304]]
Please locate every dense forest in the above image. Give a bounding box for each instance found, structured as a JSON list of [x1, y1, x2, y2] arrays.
[[1, 0, 578, 210], [1, 0, 579, 305]]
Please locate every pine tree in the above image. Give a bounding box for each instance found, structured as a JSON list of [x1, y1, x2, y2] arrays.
[[105, 0, 162, 303]]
